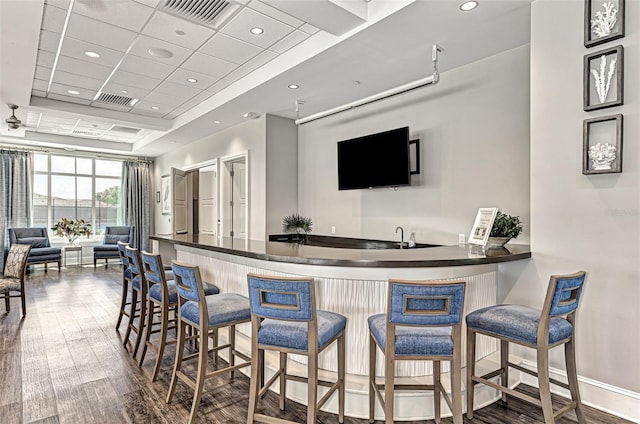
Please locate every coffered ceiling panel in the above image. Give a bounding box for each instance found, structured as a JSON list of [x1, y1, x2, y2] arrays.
[[119, 54, 176, 80], [200, 33, 262, 65], [142, 11, 216, 49], [128, 35, 194, 67], [66, 14, 138, 52], [72, 0, 155, 32], [60, 38, 125, 68], [220, 8, 294, 49]]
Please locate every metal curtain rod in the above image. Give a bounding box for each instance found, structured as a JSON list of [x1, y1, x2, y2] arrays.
[[295, 44, 444, 125], [0, 143, 153, 163]]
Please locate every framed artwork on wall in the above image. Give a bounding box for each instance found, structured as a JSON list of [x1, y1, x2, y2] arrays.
[[161, 175, 171, 215], [584, 0, 625, 48], [583, 114, 623, 175], [583, 45, 623, 111], [468, 207, 498, 246]]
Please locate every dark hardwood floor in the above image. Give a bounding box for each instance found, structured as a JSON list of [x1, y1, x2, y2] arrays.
[[0, 265, 630, 424]]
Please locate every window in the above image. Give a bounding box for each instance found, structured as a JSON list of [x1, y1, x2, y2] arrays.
[[33, 154, 123, 239]]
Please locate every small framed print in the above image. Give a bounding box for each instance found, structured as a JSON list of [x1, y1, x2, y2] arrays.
[[585, 0, 625, 48], [161, 175, 171, 215], [583, 114, 623, 175], [468, 207, 498, 246], [584, 45, 623, 111], [155, 191, 160, 203]]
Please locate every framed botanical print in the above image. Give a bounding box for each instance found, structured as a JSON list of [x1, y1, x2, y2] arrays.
[[583, 45, 623, 111], [584, 0, 625, 47], [583, 114, 623, 175]]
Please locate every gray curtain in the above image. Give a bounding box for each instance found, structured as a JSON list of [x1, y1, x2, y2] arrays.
[[1, 149, 32, 269], [122, 160, 152, 251]]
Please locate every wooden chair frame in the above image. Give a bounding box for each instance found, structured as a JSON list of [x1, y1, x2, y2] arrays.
[[115, 241, 131, 331], [466, 271, 587, 424], [246, 273, 346, 424], [122, 246, 147, 359], [1, 244, 32, 316], [369, 279, 465, 424]]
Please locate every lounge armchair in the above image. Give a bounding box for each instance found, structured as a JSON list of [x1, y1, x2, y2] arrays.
[[93, 226, 135, 267], [8, 227, 62, 272]]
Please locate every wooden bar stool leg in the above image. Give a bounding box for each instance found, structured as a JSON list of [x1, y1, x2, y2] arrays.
[[229, 325, 236, 378], [565, 337, 585, 423], [138, 300, 154, 366], [188, 329, 208, 424], [116, 279, 129, 330], [384, 353, 395, 424], [151, 303, 170, 381], [452, 336, 463, 424], [338, 333, 345, 424], [167, 320, 187, 404], [123, 289, 138, 348], [434, 360, 441, 424], [4, 293, 9, 312], [537, 347, 555, 424], [466, 328, 476, 419], [307, 350, 318, 424], [132, 292, 147, 358], [501, 340, 509, 403], [279, 352, 287, 410], [368, 334, 376, 423], [247, 320, 261, 424]]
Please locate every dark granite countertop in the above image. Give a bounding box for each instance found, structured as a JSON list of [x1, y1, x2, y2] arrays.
[[151, 234, 531, 268]]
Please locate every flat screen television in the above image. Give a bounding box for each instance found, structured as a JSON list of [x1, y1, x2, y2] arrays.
[[337, 126, 410, 190]]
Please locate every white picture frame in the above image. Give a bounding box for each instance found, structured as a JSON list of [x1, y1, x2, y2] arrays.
[[161, 174, 171, 215], [468, 207, 498, 246]]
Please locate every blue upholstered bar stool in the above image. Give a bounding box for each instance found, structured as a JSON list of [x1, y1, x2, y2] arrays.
[[138, 251, 219, 381], [466, 271, 587, 424], [166, 261, 251, 424], [122, 245, 152, 359], [115, 241, 132, 331], [246, 273, 347, 424], [368, 279, 466, 424]]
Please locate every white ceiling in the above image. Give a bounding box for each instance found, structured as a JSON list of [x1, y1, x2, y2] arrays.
[[0, 0, 533, 157]]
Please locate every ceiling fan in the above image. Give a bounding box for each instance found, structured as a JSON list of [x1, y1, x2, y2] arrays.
[[6, 104, 22, 130]]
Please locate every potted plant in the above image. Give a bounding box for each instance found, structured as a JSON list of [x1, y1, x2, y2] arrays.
[[52, 218, 92, 246], [488, 211, 523, 248], [282, 213, 313, 243]]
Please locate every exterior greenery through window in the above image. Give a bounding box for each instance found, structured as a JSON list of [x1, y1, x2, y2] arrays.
[[32, 154, 122, 239]]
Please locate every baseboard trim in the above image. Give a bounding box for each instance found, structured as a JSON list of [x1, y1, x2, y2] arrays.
[[518, 359, 640, 423]]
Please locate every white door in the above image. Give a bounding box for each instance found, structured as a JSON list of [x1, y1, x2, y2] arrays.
[[231, 162, 246, 239], [171, 167, 188, 235], [199, 166, 217, 236]]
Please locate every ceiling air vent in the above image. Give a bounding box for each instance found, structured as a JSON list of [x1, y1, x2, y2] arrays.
[[110, 126, 142, 135], [72, 129, 100, 137], [95, 92, 135, 106], [161, 0, 237, 28]]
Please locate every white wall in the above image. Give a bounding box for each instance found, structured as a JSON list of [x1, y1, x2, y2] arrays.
[[154, 117, 267, 240], [297, 46, 531, 245], [517, 0, 639, 397]]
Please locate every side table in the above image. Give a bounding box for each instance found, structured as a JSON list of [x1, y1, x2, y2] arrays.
[[64, 245, 83, 268]]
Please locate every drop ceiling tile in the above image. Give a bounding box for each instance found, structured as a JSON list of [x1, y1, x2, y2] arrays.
[[154, 81, 202, 100], [299, 23, 320, 35], [72, 0, 155, 32], [220, 8, 294, 49], [50, 83, 97, 100], [248, 1, 304, 28], [109, 70, 162, 90], [142, 11, 216, 50], [39, 30, 61, 53], [36, 50, 56, 68], [40, 115, 78, 126], [141, 91, 185, 107], [48, 93, 92, 105], [132, 0, 162, 6], [56, 55, 113, 80], [199, 33, 262, 65], [45, 0, 71, 9], [76, 120, 112, 130], [181, 53, 237, 79], [33, 79, 49, 92], [66, 14, 138, 52], [269, 29, 308, 53], [177, 90, 216, 111], [53, 70, 104, 91], [165, 68, 217, 90], [35, 66, 52, 81], [32, 89, 47, 98], [208, 79, 233, 92], [244, 49, 278, 69], [42, 4, 67, 33], [92, 102, 133, 112], [224, 66, 253, 82], [129, 35, 194, 67], [131, 101, 171, 117], [119, 54, 177, 80], [60, 38, 125, 68], [102, 82, 151, 100]]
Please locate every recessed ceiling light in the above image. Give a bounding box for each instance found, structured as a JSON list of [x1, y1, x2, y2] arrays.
[[147, 47, 174, 58], [242, 112, 259, 119], [175, 30, 186, 36], [250, 27, 264, 35], [84, 51, 100, 58], [288, 84, 299, 89], [352, 80, 361, 85], [151, 106, 159, 110], [187, 78, 198, 83], [460, 1, 478, 11], [214, 120, 221, 124], [67, 90, 80, 95], [121, 90, 128, 94]]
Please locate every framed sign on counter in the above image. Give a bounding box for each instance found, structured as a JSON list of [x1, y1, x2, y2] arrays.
[[468, 207, 498, 246]]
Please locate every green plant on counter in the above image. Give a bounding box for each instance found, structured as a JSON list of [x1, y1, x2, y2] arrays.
[[282, 213, 313, 234], [52, 218, 92, 245], [490, 211, 523, 239]]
